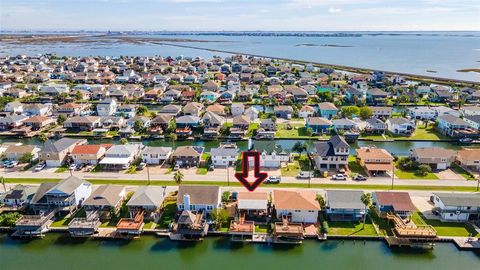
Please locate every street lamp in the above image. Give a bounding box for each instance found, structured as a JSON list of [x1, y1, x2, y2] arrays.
[[477, 168, 479, 192], [227, 163, 230, 186], [391, 162, 395, 190]]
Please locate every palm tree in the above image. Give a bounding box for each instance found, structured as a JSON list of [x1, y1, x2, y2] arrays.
[[316, 194, 326, 210], [0, 176, 5, 193], [170, 133, 177, 149], [173, 170, 184, 185], [361, 193, 372, 229]]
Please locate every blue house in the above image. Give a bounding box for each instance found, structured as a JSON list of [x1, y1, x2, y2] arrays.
[[175, 115, 201, 128], [318, 102, 339, 119], [306, 117, 332, 134], [199, 91, 219, 103], [345, 87, 365, 103]]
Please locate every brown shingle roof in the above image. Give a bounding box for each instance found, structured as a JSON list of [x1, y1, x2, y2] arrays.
[[374, 191, 416, 212]]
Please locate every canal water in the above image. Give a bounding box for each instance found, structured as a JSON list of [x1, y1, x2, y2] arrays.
[[0, 234, 478, 270], [1, 137, 473, 156]]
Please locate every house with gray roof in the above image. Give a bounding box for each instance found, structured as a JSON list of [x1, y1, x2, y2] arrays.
[[39, 138, 87, 167], [432, 193, 480, 222], [0, 184, 38, 209], [177, 185, 221, 214], [141, 146, 173, 165], [252, 141, 291, 168], [326, 190, 366, 221], [211, 144, 238, 167], [386, 117, 415, 135], [83, 185, 127, 217], [410, 147, 456, 170], [313, 135, 350, 171], [31, 176, 92, 215], [172, 146, 204, 167], [126, 186, 166, 220]]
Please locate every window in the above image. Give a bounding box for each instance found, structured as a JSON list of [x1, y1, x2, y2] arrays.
[[207, 205, 213, 210], [294, 210, 301, 212]]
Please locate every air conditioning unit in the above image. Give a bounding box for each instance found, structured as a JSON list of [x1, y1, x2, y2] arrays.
[[455, 211, 461, 215]]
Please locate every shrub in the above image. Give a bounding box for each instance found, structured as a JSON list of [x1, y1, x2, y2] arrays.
[[416, 164, 432, 176]]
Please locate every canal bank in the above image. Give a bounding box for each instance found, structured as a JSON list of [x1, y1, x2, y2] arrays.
[[0, 233, 478, 270]]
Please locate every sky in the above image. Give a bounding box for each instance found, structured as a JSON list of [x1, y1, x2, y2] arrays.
[[1, 0, 479, 31]]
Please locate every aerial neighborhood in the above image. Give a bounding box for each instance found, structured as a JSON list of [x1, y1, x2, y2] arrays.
[[0, 53, 478, 249]]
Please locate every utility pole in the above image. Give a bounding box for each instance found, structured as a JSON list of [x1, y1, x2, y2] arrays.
[[1, 177, 6, 193], [391, 163, 395, 190], [477, 168, 479, 192], [227, 163, 230, 186], [147, 163, 151, 185]]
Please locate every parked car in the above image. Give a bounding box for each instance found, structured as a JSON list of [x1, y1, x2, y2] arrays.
[[34, 162, 46, 172], [121, 163, 130, 170], [265, 176, 281, 184], [76, 163, 85, 171], [5, 161, 18, 168], [352, 174, 367, 181], [173, 164, 180, 171], [69, 164, 77, 170], [331, 174, 347, 180], [297, 171, 314, 179], [137, 162, 146, 170]]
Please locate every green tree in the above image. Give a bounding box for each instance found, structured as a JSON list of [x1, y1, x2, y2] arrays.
[[19, 153, 33, 164], [38, 133, 48, 143], [316, 194, 326, 209], [359, 107, 373, 120], [210, 208, 229, 230], [173, 170, 184, 185], [305, 127, 314, 137], [416, 164, 432, 176], [219, 125, 230, 136], [137, 105, 148, 116], [74, 91, 83, 101], [167, 119, 176, 134], [361, 193, 372, 229], [57, 114, 67, 125], [170, 133, 177, 149], [221, 191, 231, 203], [0, 212, 22, 227], [119, 138, 128, 145], [341, 106, 360, 119], [133, 120, 145, 133]]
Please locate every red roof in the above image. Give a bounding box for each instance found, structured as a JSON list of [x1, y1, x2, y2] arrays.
[[375, 192, 416, 212], [72, 145, 105, 155]]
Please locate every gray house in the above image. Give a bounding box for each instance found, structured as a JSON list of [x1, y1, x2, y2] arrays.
[[326, 190, 366, 221]]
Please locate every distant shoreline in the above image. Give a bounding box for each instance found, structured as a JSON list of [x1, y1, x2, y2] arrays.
[[295, 43, 353, 48]]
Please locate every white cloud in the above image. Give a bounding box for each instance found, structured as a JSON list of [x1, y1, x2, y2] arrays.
[[328, 7, 342, 13]]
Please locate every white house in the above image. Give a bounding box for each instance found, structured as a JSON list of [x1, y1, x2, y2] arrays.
[[273, 190, 320, 223], [460, 106, 480, 116], [141, 146, 173, 165], [408, 107, 436, 120], [231, 103, 245, 117], [299, 105, 315, 118], [96, 98, 118, 116], [244, 107, 259, 121], [252, 141, 291, 168], [432, 193, 480, 222], [4, 101, 23, 114], [210, 146, 238, 167], [386, 117, 415, 135], [177, 185, 221, 213], [99, 144, 142, 170]]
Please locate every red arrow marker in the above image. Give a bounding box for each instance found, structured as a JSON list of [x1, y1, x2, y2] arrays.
[[234, 151, 268, 192]]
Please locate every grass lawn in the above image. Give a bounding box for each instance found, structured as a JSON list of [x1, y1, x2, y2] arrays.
[[451, 163, 475, 180], [196, 167, 208, 175], [328, 220, 378, 236], [280, 155, 310, 177], [369, 209, 393, 236], [4, 178, 480, 192], [50, 217, 73, 227], [157, 200, 177, 229], [412, 212, 478, 237], [406, 125, 448, 141], [143, 221, 156, 229], [255, 224, 269, 233], [54, 165, 69, 173], [394, 162, 439, 180], [348, 156, 367, 176], [275, 123, 330, 139]]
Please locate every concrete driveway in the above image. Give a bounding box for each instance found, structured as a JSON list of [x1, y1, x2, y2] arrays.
[[435, 169, 465, 180], [411, 195, 439, 220]]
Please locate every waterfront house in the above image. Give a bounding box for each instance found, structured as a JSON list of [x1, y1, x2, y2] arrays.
[[232, 115, 250, 130], [456, 149, 480, 171], [345, 87, 365, 103], [372, 191, 416, 218], [83, 185, 127, 219], [386, 117, 415, 135], [182, 102, 204, 116], [4, 101, 23, 114], [141, 146, 173, 165], [243, 107, 259, 121], [23, 116, 55, 131], [0, 115, 28, 130], [39, 138, 87, 167], [325, 190, 366, 221], [31, 176, 92, 215], [99, 116, 125, 131], [177, 185, 221, 213], [23, 104, 51, 116], [252, 141, 291, 168], [71, 144, 111, 166], [210, 144, 238, 167], [126, 186, 165, 220], [431, 193, 480, 222], [299, 105, 315, 118], [236, 191, 269, 220], [206, 104, 226, 116], [161, 89, 181, 103], [3, 144, 41, 162], [99, 144, 142, 170], [312, 135, 350, 171], [433, 106, 461, 118], [356, 147, 394, 176], [364, 118, 387, 134], [410, 147, 456, 170], [464, 115, 480, 131], [272, 190, 320, 223], [0, 184, 38, 209], [116, 104, 137, 118], [429, 88, 453, 103], [366, 88, 388, 105], [150, 114, 173, 133], [437, 114, 474, 137], [305, 117, 332, 134], [259, 119, 276, 131], [231, 103, 245, 117], [64, 116, 101, 132], [202, 111, 226, 127], [172, 146, 204, 167], [96, 98, 117, 116], [408, 107, 436, 120], [370, 106, 392, 119], [318, 102, 339, 119], [274, 106, 294, 119]]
